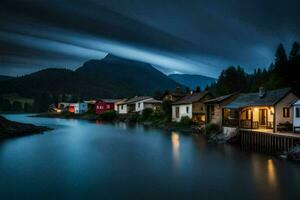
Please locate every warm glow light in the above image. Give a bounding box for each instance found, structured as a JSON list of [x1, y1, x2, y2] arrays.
[[254, 107, 258, 112], [267, 159, 278, 188], [171, 132, 180, 168]]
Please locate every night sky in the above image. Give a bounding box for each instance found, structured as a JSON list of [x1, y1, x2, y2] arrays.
[[0, 0, 299, 78]]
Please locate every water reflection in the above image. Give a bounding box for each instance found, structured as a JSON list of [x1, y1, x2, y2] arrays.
[[267, 159, 278, 188], [171, 132, 180, 168], [251, 156, 280, 199]]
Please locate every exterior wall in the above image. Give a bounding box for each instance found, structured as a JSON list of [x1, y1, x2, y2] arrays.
[[172, 104, 192, 122], [275, 92, 298, 132], [117, 104, 128, 114], [134, 98, 154, 113], [207, 104, 222, 126], [95, 101, 114, 114], [293, 99, 300, 131], [69, 103, 88, 114], [240, 106, 274, 125]]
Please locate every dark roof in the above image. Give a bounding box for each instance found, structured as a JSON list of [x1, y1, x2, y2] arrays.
[[173, 91, 210, 105], [224, 88, 292, 109], [204, 93, 237, 104], [100, 99, 125, 103], [123, 96, 152, 104], [144, 99, 162, 104]]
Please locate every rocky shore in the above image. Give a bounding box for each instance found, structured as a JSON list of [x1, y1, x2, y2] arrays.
[[0, 116, 51, 138]]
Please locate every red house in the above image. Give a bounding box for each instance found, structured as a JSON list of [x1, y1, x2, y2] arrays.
[[95, 99, 115, 115]]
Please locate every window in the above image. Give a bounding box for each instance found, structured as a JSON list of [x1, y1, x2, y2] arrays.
[[106, 105, 110, 109], [121, 105, 123, 109], [296, 107, 300, 118], [186, 106, 189, 113], [138, 103, 141, 108], [283, 107, 290, 118], [176, 107, 180, 118]]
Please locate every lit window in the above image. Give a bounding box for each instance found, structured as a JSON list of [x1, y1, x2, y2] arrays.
[[283, 107, 290, 118]]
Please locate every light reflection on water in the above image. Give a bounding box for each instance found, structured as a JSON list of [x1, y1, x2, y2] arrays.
[[1, 114, 300, 200], [171, 132, 180, 168]]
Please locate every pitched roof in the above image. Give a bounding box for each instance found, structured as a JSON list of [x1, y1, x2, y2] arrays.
[[100, 99, 126, 103], [123, 96, 153, 105], [223, 88, 292, 109], [172, 91, 210, 105], [144, 99, 162, 104], [204, 93, 237, 104]]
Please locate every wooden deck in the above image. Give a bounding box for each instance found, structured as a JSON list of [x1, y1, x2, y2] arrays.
[[240, 128, 300, 139], [240, 129, 300, 153]]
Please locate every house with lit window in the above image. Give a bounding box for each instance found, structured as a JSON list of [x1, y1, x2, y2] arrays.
[[117, 96, 161, 114], [172, 91, 213, 124], [222, 87, 298, 133], [293, 99, 300, 132], [204, 93, 239, 127]]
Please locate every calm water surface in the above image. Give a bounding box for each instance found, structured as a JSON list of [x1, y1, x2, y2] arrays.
[[0, 114, 299, 200]]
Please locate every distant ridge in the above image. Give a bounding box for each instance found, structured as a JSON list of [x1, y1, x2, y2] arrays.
[[169, 74, 216, 90], [0, 75, 14, 81], [0, 54, 182, 99]]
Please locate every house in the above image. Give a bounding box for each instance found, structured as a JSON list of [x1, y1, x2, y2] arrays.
[[162, 87, 184, 102], [172, 91, 213, 123], [117, 96, 161, 114], [222, 87, 298, 133], [58, 102, 70, 112], [68, 103, 88, 114], [293, 99, 300, 132], [204, 93, 239, 126], [95, 99, 126, 115]]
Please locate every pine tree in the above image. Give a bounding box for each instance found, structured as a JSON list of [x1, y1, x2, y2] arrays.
[[274, 43, 288, 86]]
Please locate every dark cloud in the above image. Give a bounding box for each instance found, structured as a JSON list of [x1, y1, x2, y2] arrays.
[[0, 0, 299, 77]]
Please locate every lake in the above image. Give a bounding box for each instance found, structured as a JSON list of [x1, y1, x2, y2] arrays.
[[0, 114, 299, 200]]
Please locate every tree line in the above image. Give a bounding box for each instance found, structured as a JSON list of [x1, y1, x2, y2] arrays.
[[206, 41, 300, 96]]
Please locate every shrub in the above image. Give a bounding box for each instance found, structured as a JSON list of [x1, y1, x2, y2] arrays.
[[128, 113, 140, 123], [162, 100, 172, 121], [204, 123, 221, 136], [179, 116, 193, 126], [99, 110, 117, 121], [141, 108, 153, 120]]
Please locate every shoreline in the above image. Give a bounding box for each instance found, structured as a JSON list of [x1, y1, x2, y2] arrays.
[[0, 115, 52, 138], [32, 112, 202, 134]]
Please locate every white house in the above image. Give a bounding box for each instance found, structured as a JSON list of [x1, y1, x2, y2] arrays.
[[172, 91, 213, 123], [69, 103, 88, 114], [293, 99, 300, 132], [117, 96, 161, 114]]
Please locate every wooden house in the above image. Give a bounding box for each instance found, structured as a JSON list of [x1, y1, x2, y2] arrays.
[[172, 91, 213, 124], [204, 93, 239, 126], [222, 87, 298, 133]]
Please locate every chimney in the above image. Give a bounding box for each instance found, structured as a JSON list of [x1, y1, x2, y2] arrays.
[[259, 87, 266, 98]]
